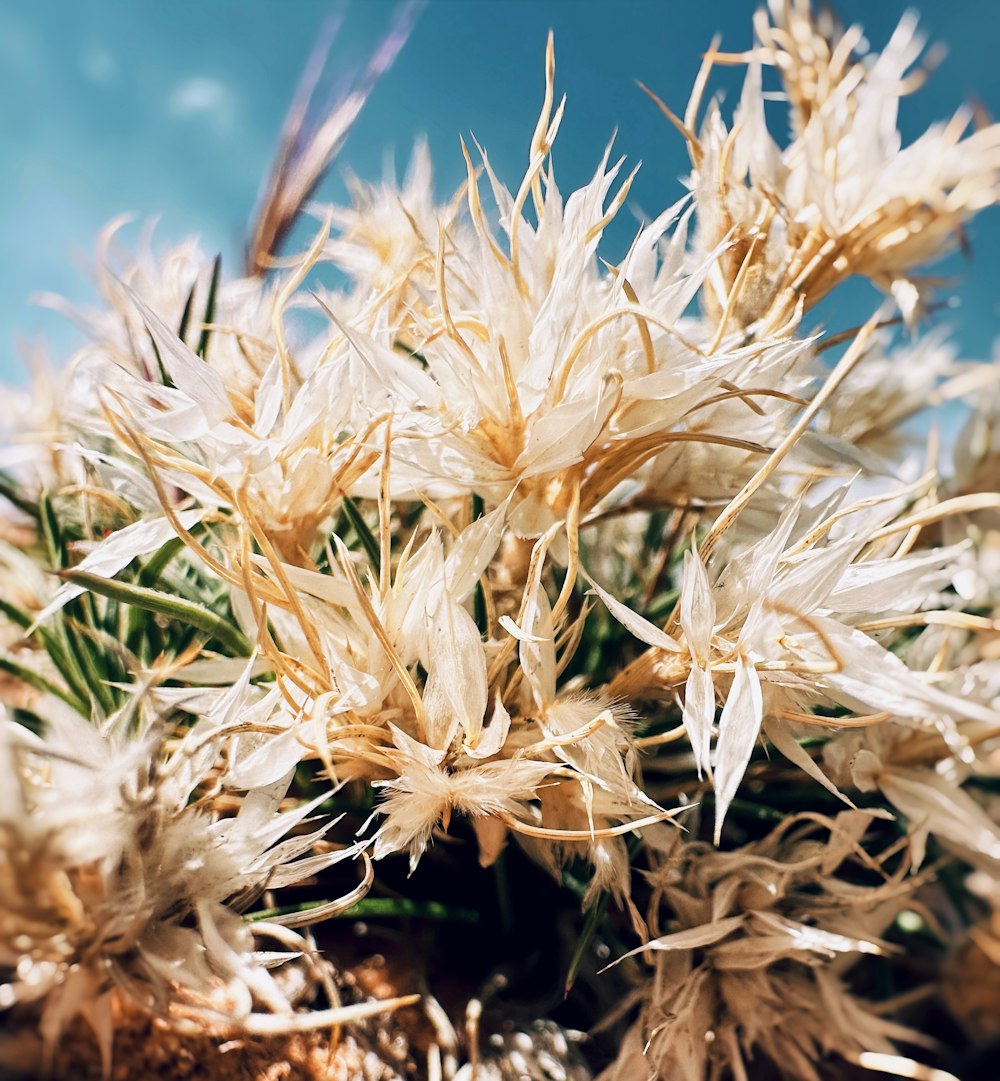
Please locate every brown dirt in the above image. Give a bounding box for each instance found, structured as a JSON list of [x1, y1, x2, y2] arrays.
[[1, 999, 418, 1081], [3, 1015, 411, 1080], [0, 951, 426, 1081]]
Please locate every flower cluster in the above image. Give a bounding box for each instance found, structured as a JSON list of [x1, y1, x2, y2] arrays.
[[2, 2, 1000, 1078]]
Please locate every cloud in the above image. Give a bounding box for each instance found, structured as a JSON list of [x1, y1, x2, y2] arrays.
[[167, 76, 235, 132]]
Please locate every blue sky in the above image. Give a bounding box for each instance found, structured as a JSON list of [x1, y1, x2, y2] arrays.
[[2, 0, 999, 381]]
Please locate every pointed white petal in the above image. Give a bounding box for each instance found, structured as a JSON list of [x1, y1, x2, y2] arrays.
[[682, 663, 715, 778], [679, 548, 716, 659], [713, 658, 763, 843], [584, 573, 682, 653]]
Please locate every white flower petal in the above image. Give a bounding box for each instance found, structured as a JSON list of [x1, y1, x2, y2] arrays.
[[713, 658, 763, 843]]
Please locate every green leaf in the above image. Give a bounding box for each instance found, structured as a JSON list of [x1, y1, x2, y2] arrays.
[[39, 492, 65, 570], [10, 706, 44, 735], [196, 254, 222, 360], [0, 656, 87, 714], [643, 509, 668, 552], [177, 279, 197, 346], [340, 496, 381, 571], [393, 338, 429, 368], [0, 471, 39, 519], [565, 890, 609, 996], [336, 897, 479, 923], [147, 330, 174, 389], [471, 493, 488, 634], [126, 536, 188, 657], [35, 497, 117, 711], [0, 598, 98, 710], [244, 899, 333, 923], [62, 570, 252, 656], [0, 598, 34, 632], [245, 896, 480, 925], [62, 609, 117, 715], [139, 536, 187, 590]]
